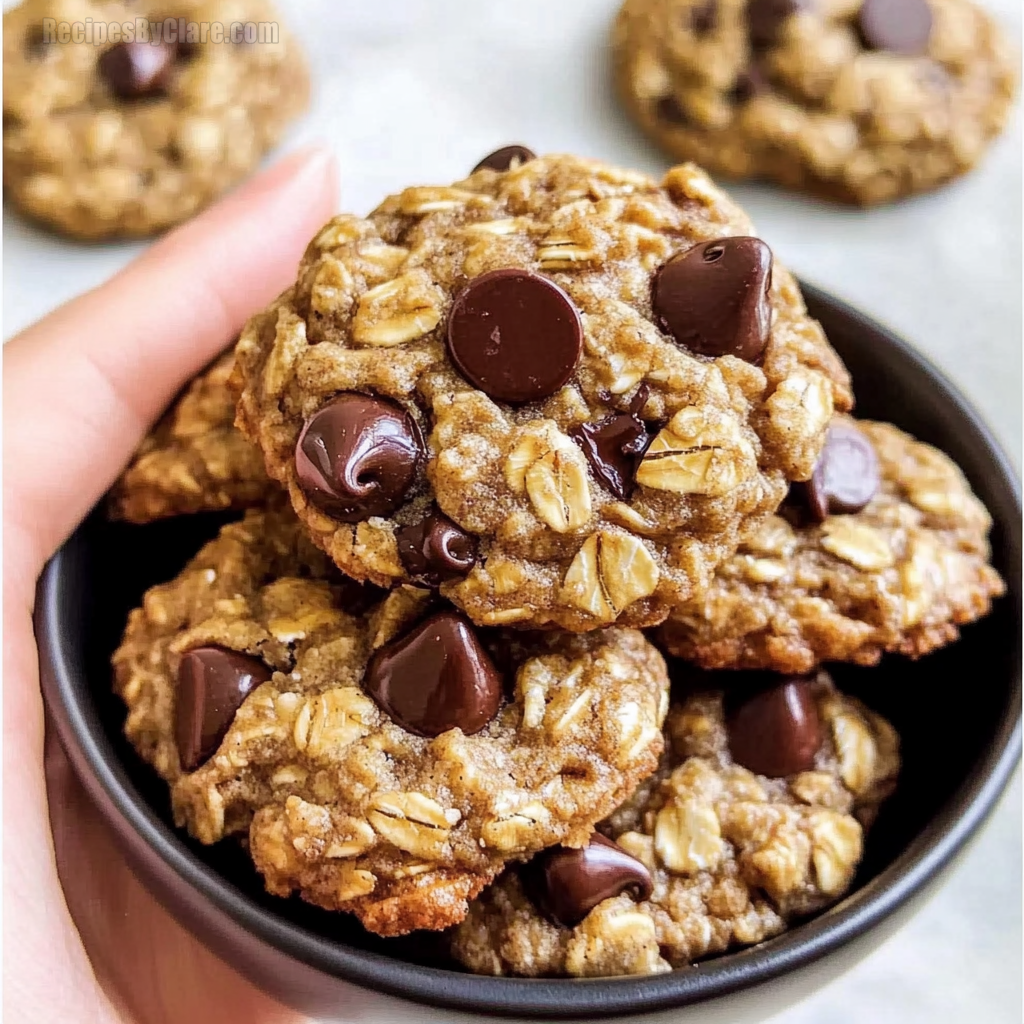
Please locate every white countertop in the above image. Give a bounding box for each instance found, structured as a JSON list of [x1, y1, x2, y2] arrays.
[[4, 1, 1020, 1021]]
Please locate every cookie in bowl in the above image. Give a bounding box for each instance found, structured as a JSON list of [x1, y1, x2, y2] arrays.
[[233, 150, 852, 631], [452, 673, 900, 977], [111, 502, 670, 936], [3, 0, 309, 238], [613, 0, 1018, 204], [658, 417, 1005, 672], [109, 350, 273, 523], [33, 276, 1018, 1019]]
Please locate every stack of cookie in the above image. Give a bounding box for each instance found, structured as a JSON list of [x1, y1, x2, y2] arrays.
[[109, 151, 1003, 977]]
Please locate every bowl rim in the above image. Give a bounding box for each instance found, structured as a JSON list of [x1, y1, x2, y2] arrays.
[[37, 282, 1023, 1019]]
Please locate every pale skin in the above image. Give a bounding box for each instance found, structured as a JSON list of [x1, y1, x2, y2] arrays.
[[3, 147, 339, 1024]]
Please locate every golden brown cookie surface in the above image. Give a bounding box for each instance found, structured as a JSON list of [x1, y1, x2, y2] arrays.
[[659, 418, 1005, 671], [112, 504, 670, 936], [109, 351, 273, 523], [234, 152, 852, 631], [451, 674, 900, 977]]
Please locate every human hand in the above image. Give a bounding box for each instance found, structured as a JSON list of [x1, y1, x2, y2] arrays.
[[3, 147, 338, 1024]]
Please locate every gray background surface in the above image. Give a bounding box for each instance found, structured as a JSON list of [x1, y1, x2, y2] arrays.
[[3, 1, 1020, 1021]]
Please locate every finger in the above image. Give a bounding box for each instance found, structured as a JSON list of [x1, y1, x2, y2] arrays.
[[3, 145, 338, 572], [45, 734, 303, 1024], [2, 629, 116, 1024]]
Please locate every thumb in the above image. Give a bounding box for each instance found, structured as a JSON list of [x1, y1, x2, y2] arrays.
[[3, 145, 338, 576]]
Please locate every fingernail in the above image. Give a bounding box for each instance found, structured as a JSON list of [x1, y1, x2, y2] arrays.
[[231, 145, 337, 204]]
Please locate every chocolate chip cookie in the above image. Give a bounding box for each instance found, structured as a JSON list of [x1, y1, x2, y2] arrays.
[[3, 0, 309, 239], [452, 673, 900, 977], [110, 351, 273, 522], [233, 151, 852, 632], [112, 503, 670, 936], [659, 418, 1005, 672], [613, 0, 1018, 205]]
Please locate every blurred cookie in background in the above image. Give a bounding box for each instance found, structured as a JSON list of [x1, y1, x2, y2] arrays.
[[3, 0, 310, 239], [613, 0, 1018, 204]]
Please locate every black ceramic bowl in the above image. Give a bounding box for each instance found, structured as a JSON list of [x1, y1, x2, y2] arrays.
[[37, 284, 1021, 1020]]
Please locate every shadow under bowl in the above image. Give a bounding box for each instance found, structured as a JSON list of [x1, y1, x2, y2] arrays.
[[36, 283, 1022, 1019]]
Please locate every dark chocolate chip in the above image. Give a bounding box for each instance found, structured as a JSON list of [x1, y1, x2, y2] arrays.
[[858, 0, 932, 55], [446, 268, 583, 404], [522, 834, 654, 928], [472, 145, 537, 173], [690, 0, 719, 35], [570, 387, 654, 501], [733, 64, 770, 102], [654, 94, 690, 126], [748, 0, 808, 48], [98, 41, 177, 99], [362, 611, 502, 737], [726, 678, 823, 778], [801, 420, 880, 523], [396, 507, 478, 586], [175, 647, 271, 772], [652, 237, 773, 362], [295, 393, 423, 522]]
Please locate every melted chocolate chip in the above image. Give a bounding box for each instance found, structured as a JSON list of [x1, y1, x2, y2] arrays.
[[858, 0, 932, 55], [396, 508, 478, 585], [98, 41, 177, 99], [175, 648, 271, 771], [570, 387, 654, 500], [472, 145, 537, 173], [522, 834, 654, 928], [295, 394, 423, 522], [726, 678, 823, 778], [652, 237, 773, 362], [801, 420, 880, 523], [362, 611, 502, 737], [446, 268, 583, 404], [690, 0, 719, 34], [748, 0, 808, 48]]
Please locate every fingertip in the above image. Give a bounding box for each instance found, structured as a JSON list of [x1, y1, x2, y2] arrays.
[[272, 143, 341, 212], [116, 142, 341, 351], [200, 143, 339, 226], [141, 143, 340, 276]]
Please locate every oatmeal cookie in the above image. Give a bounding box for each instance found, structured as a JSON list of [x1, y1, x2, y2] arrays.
[[233, 151, 852, 632], [3, 0, 309, 239], [110, 350, 272, 522], [613, 0, 1017, 205], [112, 503, 670, 936], [451, 673, 900, 977], [659, 418, 1005, 671]]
